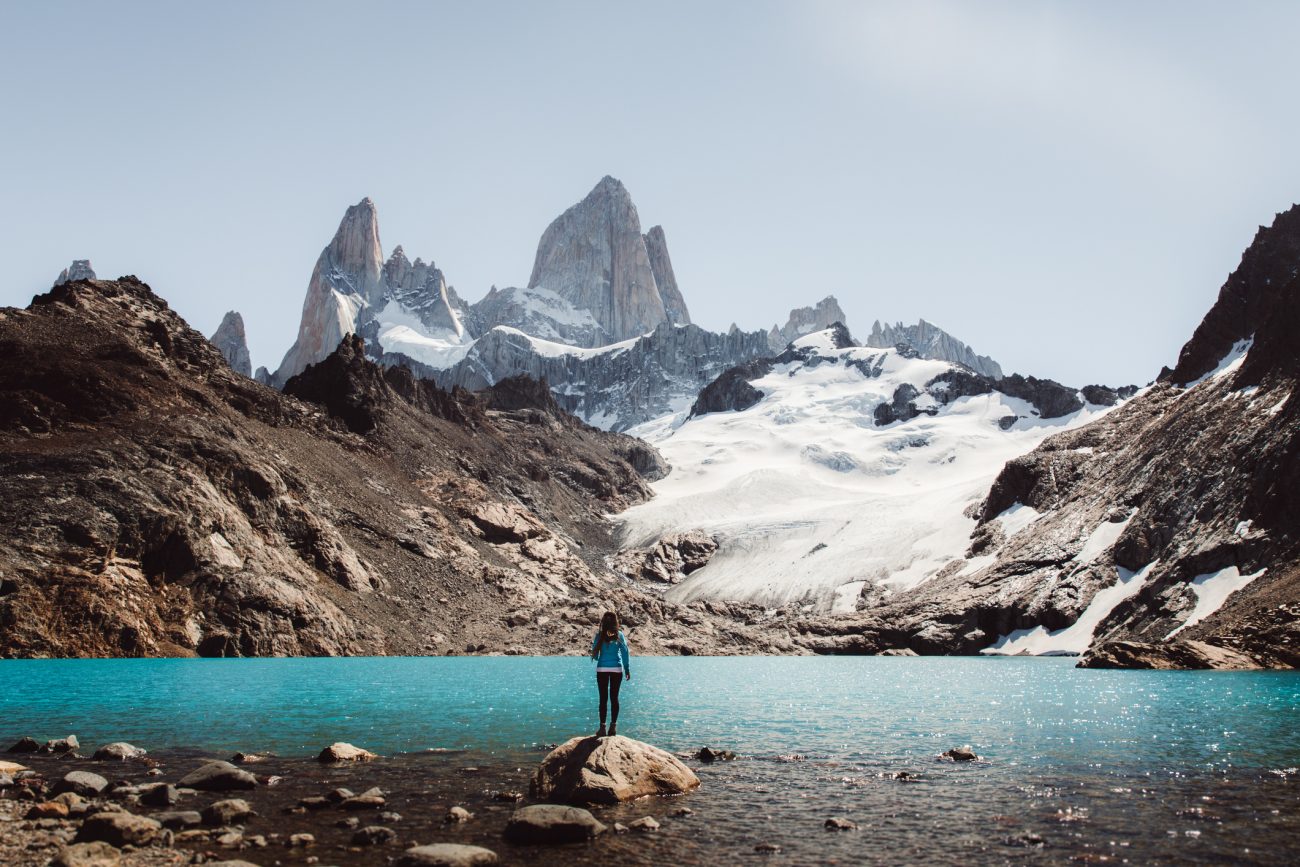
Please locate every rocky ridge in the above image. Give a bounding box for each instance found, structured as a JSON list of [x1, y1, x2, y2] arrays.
[[866, 319, 1003, 379], [53, 260, 96, 287], [767, 297, 848, 351], [0, 276, 799, 658]]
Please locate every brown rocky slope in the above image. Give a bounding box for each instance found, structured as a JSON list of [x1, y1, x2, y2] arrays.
[[0, 276, 798, 657], [797, 206, 1300, 668]]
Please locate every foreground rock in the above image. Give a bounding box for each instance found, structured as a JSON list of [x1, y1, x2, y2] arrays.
[[530, 735, 700, 805], [202, 798, 254, 825], [395, 843, 499, 866], [50, 841, 120, 867], [319, 742, 378, 763], [178, 761, 257, 791], [92, 742, 146, 761], [75, 811, 162, 847], [1079, 639, 1262, 670], [52, 771, 109, 797], [503, 804, 606, 844]]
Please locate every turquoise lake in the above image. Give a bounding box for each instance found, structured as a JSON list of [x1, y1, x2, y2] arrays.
[[2, 657, 1298, 865]]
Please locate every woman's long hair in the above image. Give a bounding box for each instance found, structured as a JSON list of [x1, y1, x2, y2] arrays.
[[591, 610, 620, 659]]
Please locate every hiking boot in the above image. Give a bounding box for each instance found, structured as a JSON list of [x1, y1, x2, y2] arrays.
[[607, 723, 617, 737], [595, 724, 606, 738]]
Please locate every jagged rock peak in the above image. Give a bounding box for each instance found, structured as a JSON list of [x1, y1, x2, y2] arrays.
[[528, 176, 668, 343], [769, 296, 848, 351], [866, 318, 1003, 380], [644, 225, 690, 326], [53, 260, 96, 287], [1161, 204, 1300, 385], [210, 311, 252, 378]]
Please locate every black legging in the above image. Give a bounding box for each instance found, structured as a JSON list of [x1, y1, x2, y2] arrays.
[[597, 671, 622, 725]]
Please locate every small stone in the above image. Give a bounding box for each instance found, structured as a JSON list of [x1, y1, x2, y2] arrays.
[[7, 737, 41, 754], [244, 834, 267, 848], [613, 822, 628, 834], [943, 746, 979, 762], [139, 783, 179, 807], [341, 794, 386, 810], [91, 743, 146, 762], [754, 842, 781, 853], [229, 753, 267, 765], [324, 787, 355, 803], [492, 790, 523, 802], [53, 792, 86, 808], [352, 825, 397, 845], [503, 804, 606, 844], [178, 761, 257, 791], [628, 816, 660, 832], [672, 806, 693, 817], [379, 811, 403, 823], [27, 801, 71, 819], [146, 768, 162, 777], [42, 736, 80, 755], [153, 811, 203, 830], [74, 812, 162, 847], [445, 805, 474, 823], [317, 742, 377, 763], [50, 841, 121, 867], [891, 770, 918, 781], [202, 798, 255, 826], [298, 796, 331, 810], [335, 817, 360, 830], [0, 773, 12, 787], [216, 830, 242, 847], [288, 833, 315, 846], [52, 771, 109, 797], [695, 746, 737, 763], [825, 817, 858, 830], [394, 843, 499, 866]]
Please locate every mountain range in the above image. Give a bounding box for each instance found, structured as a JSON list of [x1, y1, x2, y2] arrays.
[[11, 179, 1296, 669]]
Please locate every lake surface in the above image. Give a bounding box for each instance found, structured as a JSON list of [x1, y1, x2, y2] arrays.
[[2, 657, 1298, 865]]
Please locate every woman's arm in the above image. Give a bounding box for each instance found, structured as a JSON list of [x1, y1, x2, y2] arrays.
[[619, 632, 631, 678]]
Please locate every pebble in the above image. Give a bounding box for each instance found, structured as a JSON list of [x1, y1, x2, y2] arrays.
[[288, 833, 315, 846], [825, 817, 857, 831], [492, 790, 523, 802], [201, 798, 255, 826], [629, 816, 660, 832], [445, 806, 474, 823], [335, 817, 360, 830], [672, 806, 694, 817], [352, 825, 398, 845], [755, 842, 782, 853]]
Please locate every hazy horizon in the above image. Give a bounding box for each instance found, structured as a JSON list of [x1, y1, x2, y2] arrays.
[[5, 0, 1300, 386]]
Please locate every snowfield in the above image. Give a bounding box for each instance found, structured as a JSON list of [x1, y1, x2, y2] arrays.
[[618, 330, 1113, 611]]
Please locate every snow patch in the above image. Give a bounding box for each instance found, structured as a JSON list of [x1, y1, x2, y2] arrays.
[[1183, 337, 1253, 388], [1165, 567, 1267, 639], [996, 503, 1043, 538], [981, 562, 1158, 656], [1076, 510, 1136, 565]]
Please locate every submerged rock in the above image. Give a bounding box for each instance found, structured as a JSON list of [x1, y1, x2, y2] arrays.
[[530, 735, 700, 805], [503, 804, 606, 844], [92, 742, 146, 762], [628, 816, 660, 832], [825, 817, 858, 830], [942, 746, 979, 762], [394, 843, 499, 866], [694, 746, 736, 763]]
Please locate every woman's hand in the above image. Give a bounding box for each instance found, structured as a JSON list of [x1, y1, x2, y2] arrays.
[[624, 671, 631, 682]]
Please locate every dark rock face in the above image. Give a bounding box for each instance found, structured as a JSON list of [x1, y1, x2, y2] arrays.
[[1162, 204, 1300, 385], [995, 374, 1084, 418], [1078, 639, 1261, 670], [614, 531, 718, 584], [689, 359, 772, 418], [0, 277, 792, 658]]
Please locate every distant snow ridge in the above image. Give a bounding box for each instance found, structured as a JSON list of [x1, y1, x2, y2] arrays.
[[617, 326, 1111, 610], [866, 319, 1003, 379]]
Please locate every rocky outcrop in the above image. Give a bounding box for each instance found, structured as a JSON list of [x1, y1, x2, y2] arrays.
[[53, 260, 96, 287], [1078, 639, 1262, 670], [209, 311, 252, 377], [613, 531, 718, 584], [866, 319, 1003, 379], [467, 285, 603, 347], [769, 296, 848, 351], [382, 246, 465, 338], [0, 276, 798, 658], [529, 735, 700, 805], [527, 176, 668, 343], [689, 358, 773, 417], [644, 225, 690, 325]]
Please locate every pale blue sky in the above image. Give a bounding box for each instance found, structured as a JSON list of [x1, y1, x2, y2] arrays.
[[3, 0, 1298, 385]]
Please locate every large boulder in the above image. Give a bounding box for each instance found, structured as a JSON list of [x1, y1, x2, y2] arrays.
[[50, 842, 121, 867], [503, 804, 606, 844], [52, 771, 110, 797], [394, 843, 499, 866], [74, 812, 162, 847], [530, 735, 699, 805], [177, 760, 257, 791]]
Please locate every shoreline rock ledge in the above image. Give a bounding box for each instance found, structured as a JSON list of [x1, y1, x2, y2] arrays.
[[530, 735, 700, 805]]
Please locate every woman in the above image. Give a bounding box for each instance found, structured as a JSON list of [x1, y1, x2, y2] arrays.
[[590, 610, 631, 737]]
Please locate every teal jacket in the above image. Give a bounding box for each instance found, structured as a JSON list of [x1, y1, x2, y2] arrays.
[[591, 630, 630, 673]]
